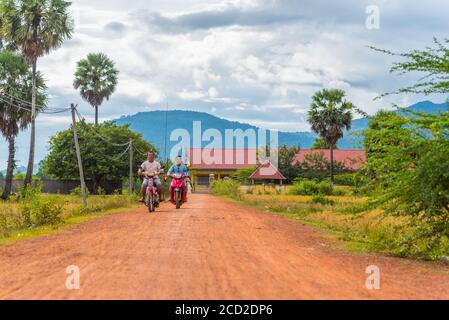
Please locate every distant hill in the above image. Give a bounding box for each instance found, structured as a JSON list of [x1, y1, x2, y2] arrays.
[[114, 100, 447, 159], [115, 110, 315, 159]]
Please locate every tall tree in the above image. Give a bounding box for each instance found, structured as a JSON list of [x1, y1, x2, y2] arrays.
[[0, 0, 73, 186], [0, 50, 46, 199], [73, 53, 119, 125], [308, 89, 364, 185]]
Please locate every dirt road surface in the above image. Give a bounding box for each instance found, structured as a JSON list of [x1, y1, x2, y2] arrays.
[[1, 194, 448, 300]]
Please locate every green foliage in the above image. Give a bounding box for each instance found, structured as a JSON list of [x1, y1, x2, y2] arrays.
[[0, 0, 74, 62], [333, 173, 365, 188], [73, 53, 119, 124], [210, 179, 243, 201], [0, 0, 73, 185], [308, 89, 357, 148], [13, 173, 25, 180], [18, 185, 63, 228], [311, 195, 335, 206], [364, 109, 449, 258], [312, 137, 337, 150], [0, 49, 47, 199], [70, 186, 90, 197], [230, 166, 258, 184], [308, 89, 365, 184], [0, 206, 17, 237], [97, 186, 106, 196], [288, 180, 333, 196], [278, 145, 301, 183], [296, 152, 346, 181], [42, 121, 155, 190]]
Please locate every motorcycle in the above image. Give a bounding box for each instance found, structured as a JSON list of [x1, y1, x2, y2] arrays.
[[144, 172, 159, 213], [169, 173, 188, 209]]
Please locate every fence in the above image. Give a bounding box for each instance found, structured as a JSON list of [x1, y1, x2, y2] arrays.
[[0, 179, 122, 195]]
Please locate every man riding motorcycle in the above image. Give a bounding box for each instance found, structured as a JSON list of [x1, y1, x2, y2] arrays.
[[167, 156, 190, 204], [138, 150, 163, 203]]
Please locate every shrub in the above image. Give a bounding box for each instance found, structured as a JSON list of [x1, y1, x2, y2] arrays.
[[332, 188, 346, 196], [311, 195, 335, 206], [0, 207, 19, 237], [288, 180, 334, 196], [19, 197, 64, 228], [17, 185, 64, 228], [70, 186, 90, 197], [211, 180, 243, 200], [334, 174, 356, 186], [97, 187, 106, 196]]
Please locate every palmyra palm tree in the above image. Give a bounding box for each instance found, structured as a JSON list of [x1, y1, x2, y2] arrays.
[[0, 50, 46, 199], [73, 53, 119, 125], [0, 0, 73, 186], [308, 89, 363, 186]]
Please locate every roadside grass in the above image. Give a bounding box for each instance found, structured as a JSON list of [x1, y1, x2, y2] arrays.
[[238, 193, 413, 255], [0, 194, 139, 246], [211, 181, 442, 259]]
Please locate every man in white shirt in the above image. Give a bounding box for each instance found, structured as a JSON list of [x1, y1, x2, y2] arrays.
[[138, 150, 163, 202]]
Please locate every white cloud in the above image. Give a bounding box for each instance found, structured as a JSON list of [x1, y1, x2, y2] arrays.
[[2, 0, 448, 167]]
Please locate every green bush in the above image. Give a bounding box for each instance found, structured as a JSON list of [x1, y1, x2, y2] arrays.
[[211, 180, 243, 200], [311, 195, 335, 206], [288, 180, 333, 196], [18, 185, 64, 228], [332, 188, 346, 196], [70, 186, 90, 197], [0, 207, 19, 237], [334, 174, 356, 186]]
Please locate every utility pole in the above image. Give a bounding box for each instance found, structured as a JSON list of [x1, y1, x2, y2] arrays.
[[71, 104, 88, 207], [129, 138, 133, 195], [164, 102, 168, 163]]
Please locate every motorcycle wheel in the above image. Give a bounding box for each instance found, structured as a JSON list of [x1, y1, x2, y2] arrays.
[[175, 190, 181, 209], [147, 193, 155, 213]]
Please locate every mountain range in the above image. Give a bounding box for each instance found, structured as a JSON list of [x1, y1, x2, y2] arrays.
[[1, 100, 446, 175], [114, 100, 448, 159]]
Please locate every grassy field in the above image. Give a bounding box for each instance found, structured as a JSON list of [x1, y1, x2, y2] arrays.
[[0, 193, 139, 246], [241, 191, 406, 253]]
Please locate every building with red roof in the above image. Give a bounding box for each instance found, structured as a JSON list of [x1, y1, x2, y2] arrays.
[[293, 149, 366, 170], [249, 161, 286, 184], [186, 148, 257, 187]]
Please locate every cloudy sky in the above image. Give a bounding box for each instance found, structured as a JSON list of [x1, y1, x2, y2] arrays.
[[1, 0, 448, 168]]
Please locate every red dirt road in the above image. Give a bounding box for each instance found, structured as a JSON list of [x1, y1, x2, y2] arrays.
[[0, 194, 448, 300]]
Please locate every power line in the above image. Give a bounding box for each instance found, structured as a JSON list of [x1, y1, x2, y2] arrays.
[[110, 142, 131, 161], [0, 95, 33, 112], [0, 90, 69, 112], [74, 108, 130, 147], [133, 144, 148, 158], [0, 93, 71, 114]]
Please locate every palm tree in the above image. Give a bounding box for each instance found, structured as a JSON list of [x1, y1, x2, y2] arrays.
[[74, 53, 119, 125], [0, 0, 73, 186], [308, 89, 363, 186], [0, 50, 46, 199]]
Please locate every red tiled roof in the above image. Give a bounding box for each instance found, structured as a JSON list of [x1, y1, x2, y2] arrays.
[[187, 148, 258, 170], [249, 161, 286, 180], [293, 149, 366, 170]]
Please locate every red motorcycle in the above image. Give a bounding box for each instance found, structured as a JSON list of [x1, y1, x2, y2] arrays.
[[144, 172, 160, 213], [169, 173, 188, 209]]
